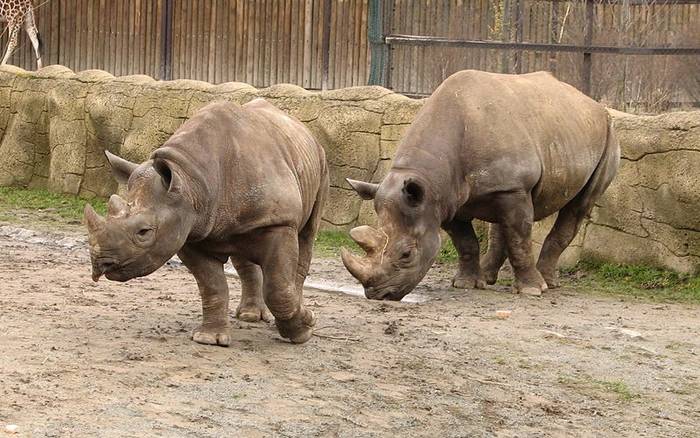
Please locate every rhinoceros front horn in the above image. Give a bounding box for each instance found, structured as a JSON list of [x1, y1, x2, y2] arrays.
[[83, 203, 105, 233], [341, 248, 371, 284]]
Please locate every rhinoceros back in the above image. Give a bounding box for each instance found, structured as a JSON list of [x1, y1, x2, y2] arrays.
[[153, 100, 326, 237], [397, 70, 612, 220]]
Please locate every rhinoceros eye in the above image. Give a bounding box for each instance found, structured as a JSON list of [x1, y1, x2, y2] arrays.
[[136, 228, 154, 238]]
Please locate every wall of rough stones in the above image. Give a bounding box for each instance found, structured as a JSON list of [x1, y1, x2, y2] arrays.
[[0, 66, 697, 274]]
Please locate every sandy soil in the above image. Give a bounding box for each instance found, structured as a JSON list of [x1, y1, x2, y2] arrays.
[[0, 221, 698, 437]]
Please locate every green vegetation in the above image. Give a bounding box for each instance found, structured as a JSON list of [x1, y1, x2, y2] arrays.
[[313, 230, 358, 257], [0, 186, 106, 222], [315, 230, 462, 264], [595, 380, 639, 402], [561, 259, 700, 303], [558, 375, 639, 402]]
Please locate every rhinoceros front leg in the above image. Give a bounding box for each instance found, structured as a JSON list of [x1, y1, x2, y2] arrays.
[[230, 256, 272, 323], [498, 192, 548, 296], [444, 219, 486, 289], [178, 245, 232, 346], [258, 226, 316, 344]]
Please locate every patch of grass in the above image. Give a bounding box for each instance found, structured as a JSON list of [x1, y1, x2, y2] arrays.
[[594, 380, 638, 401], [436, 239, 458, 264], [0, 186, 106, 222], [314, 230, 358, 257], [314, 230, 469, 264], [561, 258, 700, 303], [559, 375, 639, 402]]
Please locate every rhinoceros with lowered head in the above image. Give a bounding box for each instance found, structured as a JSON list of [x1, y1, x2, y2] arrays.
[[342, 70, 619, 301], [84, 99, 328, 345]]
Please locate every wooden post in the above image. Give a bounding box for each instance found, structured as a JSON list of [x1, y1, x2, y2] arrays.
[[582, 0, 594, 95], [368, 0, 389, 86], [549, 1, 558, 74], [501, 0, 511, 73], [321, 0, 332, 90], [160, 0, 174, 81], [514, 0, 524, 74]]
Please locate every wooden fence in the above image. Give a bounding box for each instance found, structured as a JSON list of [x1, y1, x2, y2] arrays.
[[374, 0, 700, 110], [1, 0, 698, 111], [3, 0, 370, 89]]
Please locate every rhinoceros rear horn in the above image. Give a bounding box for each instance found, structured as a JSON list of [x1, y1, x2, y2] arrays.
[[349, 225, 386, 255], [107, 194, 129, 218], [84, 203, 105, 233]]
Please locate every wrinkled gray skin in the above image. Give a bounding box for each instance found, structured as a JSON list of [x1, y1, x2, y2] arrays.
[[342, 70, 620, 301], [85, 99, 328, 346]]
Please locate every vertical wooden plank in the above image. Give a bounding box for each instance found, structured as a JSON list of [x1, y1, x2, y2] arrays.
[[513, 0, 523, 74], [246, 0, 254, 85], [322, 0, 332, 89], [582, 0, 593, 95], [303, 0, 313, 87], [207, 0, 217, 83]]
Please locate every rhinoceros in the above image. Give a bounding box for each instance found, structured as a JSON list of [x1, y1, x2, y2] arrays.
[[342, 70, 619, 300], [84, 99, 328, 345]]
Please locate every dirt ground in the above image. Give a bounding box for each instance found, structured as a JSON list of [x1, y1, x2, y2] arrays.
[[0, 220, 698, 438]]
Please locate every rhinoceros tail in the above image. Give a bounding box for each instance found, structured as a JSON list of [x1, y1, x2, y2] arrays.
[[571, 113, 621, 218]]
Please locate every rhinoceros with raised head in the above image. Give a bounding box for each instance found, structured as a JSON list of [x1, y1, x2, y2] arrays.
[[84, 99, 328, 345], [342, 70, 619, 301]]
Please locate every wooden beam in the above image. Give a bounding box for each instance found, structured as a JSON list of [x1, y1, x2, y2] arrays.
[[385, 35, 700, 55]]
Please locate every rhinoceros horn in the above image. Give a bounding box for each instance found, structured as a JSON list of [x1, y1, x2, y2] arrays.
[[83, 203, 105, 233], [107, 194, 129, 218], [341, 248, 371, 284], [349, 225, 386, 255], [341, 226, 387, 284]]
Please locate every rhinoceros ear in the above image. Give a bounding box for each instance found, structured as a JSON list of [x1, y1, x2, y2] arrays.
[[153, 157, 183, 194], [104, 150, 138, 185], [346, 178, 379, 200], [402, 178, 425, 207]]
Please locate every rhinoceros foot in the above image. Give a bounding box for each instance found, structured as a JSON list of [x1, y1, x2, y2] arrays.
[[276, 307, 316, 344], [513, 277, 548, 297], [536, 266, 561, 289], [236, 303, 273, 323], [451, 274, 487, 290], [192, 324, 232, 347]]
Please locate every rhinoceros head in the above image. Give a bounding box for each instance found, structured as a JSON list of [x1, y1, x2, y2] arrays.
[[341, 174, 442, 301], [84, 151, 195, 283]]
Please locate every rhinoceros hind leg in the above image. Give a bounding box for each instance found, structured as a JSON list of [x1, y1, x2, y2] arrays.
[[178, 244, 232, 347], [481, 223, 507, 285], [231, 256, 272, 322], [444, 219, 486, 290], [536, 207, 584, 289], [497, 192, 548, 296], [537, 129, 619, 289]]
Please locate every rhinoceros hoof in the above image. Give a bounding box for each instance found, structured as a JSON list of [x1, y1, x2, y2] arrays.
[[236, 303, 273, 323], [276, 308, 317, 344], [192, 325, 232, 347], [542, 275, 560, 289], [452, 275, 487, 290], [519, 286, 543, 296]]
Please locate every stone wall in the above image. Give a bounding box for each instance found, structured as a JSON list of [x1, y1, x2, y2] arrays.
[[0, 65, 421, 229], [0, 66, 698, 274]]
